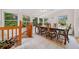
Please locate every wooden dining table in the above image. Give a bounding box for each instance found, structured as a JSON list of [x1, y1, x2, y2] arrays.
[[35, 25, 68, 45]]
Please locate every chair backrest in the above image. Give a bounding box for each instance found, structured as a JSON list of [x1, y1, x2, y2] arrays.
[[45, 23, 51, 32], [37, 23, 42, 27], [46, 23, 51, 28], [66, 24, 71, 34]]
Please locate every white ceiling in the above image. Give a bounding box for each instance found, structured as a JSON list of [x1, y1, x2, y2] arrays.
[[19, 9, 61, 17], [2, 9, 62, 18]]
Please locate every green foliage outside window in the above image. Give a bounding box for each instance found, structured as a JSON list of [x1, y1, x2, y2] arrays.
[[58, 16, 67, 26], [44, 18, 48, 25], [4, 12, 17, 26], [39, 18, 43, 25], [23, 16, 30, 27], [33, 17, 38, 26], [23, 16, 26, 27]]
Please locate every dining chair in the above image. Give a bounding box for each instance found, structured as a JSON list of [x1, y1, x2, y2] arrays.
[[40, 24, 48, 36], [36, 23, 42, 35], [41, 23, 49, 38], [45, 23, 57, 39], [40, 27, 47, 36], [57, 24, 71, 44]]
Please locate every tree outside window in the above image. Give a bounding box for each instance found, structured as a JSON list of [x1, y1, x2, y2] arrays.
[[33, 17, 38, 26], [39, 18, 43, 25], [23, 16, 30, 27], [5, 12, 18, 26], [58, 16, 67, 26], [44, 18, 48, 25]]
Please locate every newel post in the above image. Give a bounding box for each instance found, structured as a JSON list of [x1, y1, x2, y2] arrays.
[[18, 20, 22, 45], [27, 22, 32, 37]]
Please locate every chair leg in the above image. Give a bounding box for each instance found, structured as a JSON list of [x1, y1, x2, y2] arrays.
[[56, 33, 59, 40], [45, 33, 48, 38], [50, 33, 53, 40], [64, 38, 67, 45], [57, 34, 60, 40], [64, 35, 69, 45], [67, 36, 69, 43]]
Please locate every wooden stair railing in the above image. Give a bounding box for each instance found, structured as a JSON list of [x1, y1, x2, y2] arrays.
[[0, 20, 22, 45]]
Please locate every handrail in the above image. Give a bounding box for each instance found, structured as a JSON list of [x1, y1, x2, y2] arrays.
[[0, 26, 19, 30], [0, 20, 22, 45]]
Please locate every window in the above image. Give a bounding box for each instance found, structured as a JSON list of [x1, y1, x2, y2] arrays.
[[4, 12, 18, 26], [44, 18, 48, 25], [39, 18, 43, 25], [23, 16, 30, 27], [58, 16, 67, 26], [33, 17, 38, 26]]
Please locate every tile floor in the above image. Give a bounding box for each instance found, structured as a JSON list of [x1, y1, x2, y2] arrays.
[[13, 33, 79, 49]]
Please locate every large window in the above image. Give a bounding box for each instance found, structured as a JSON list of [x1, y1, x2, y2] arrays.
[[58, 16, 67, 26], [39, 18, 43, 25], [4, 12, 18, 26], [23, 16, 30, 27], [44, 18, 48, 25], [33, 17, 38, 26]]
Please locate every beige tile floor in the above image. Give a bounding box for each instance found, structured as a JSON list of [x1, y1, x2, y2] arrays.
[[13, 33, 79, 49]]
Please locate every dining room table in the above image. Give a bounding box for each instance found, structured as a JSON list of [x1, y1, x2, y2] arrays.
[[35, 25, 68, 45]]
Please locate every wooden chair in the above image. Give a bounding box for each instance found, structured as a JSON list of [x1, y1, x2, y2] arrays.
[[57, 24, 71, 44], [48, 28, 58, 40], [36, 23, 42, 35], [45, 23, 52, 38], [45, 23, 57, 39], [40, 27, 47, 36]]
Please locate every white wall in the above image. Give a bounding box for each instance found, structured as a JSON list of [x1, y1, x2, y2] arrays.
[[0, 9, 2, 40], [74, 10, 79, 37], [0, 9, 2, 26], [0, 9, 1, 20]]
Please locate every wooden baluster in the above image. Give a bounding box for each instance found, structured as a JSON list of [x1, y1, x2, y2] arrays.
[[2, 30, 4, 41], [16, 29, 17, 37], [12, 29, 14, 39], [7, 30, 9, 40], [16, 29, 18, 40]]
